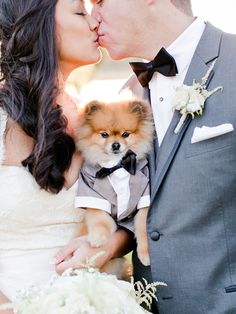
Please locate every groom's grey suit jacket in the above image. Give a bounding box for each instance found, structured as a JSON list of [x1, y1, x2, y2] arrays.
[[126, 23, 236, 314]]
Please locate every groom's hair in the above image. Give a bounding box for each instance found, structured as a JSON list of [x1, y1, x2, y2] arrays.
[[171, 0, 193, 16]]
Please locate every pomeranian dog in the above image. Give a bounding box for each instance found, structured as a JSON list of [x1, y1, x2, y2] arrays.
[[75, 98, 154, 266]]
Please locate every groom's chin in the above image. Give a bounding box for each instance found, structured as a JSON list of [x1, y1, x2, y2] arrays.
[[103, 47, 127, 61]]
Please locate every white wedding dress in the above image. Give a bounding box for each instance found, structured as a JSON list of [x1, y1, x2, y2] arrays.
[[0, 108, 81, 301]]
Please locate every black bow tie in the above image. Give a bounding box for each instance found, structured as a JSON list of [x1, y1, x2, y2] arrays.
[[95, 150, 137, 179], [129, 47, 178, 87]]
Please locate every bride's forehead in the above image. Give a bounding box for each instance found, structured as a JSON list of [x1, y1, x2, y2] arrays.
[[70, 0, 85, 7], [70, 0, 84, 4]]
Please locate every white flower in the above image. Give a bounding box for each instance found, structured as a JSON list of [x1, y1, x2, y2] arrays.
[[172, 85, 190, 111], [2, 268, 164, 314], [172, 59, 223, 134], [0, 254, 165, 314]]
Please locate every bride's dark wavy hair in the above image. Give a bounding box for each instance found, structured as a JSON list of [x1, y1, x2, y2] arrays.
[[0, 0, 76, 193]]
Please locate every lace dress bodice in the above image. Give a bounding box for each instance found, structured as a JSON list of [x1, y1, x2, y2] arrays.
[[0, 108, 81, 300]]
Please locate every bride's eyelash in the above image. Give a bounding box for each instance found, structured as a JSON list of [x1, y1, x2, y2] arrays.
[[76, 12, 87, 16]]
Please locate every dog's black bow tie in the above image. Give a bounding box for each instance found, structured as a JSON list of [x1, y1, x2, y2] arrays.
[[95, 150, 137, 179], [129, 47, 178, 87]]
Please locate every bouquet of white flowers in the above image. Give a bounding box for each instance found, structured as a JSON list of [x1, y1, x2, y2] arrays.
[[0, 256, 166, 314]]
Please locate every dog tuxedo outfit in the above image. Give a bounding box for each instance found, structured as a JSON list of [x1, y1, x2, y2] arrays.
[[75, 155, 150, 232]]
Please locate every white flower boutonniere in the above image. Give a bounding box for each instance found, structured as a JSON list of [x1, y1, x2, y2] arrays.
[[172, 59, 223, 134]]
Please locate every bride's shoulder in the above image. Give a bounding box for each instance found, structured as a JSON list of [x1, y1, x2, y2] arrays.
[[64, 150, 83, 189], [60, 93, 86, 139]]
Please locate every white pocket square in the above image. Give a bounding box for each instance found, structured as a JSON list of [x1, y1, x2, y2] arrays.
[[191, 123, 234, 144]]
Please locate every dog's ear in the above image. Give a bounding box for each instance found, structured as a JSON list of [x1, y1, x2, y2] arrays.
[[129, 99, 149, 117], [85, 100, 102, 116]]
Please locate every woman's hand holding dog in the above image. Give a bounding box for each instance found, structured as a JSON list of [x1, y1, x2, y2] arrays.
[[54, 229, 134, 275]]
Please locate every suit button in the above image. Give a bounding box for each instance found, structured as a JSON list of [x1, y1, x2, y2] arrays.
[[150, 231, 161, 241]]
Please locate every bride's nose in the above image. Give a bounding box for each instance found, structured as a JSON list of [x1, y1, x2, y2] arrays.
[[91, 5, 102, 23], [87, 14, 99, 31]]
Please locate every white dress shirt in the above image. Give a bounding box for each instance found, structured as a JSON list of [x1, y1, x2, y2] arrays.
[[149, 18, 206, 145]]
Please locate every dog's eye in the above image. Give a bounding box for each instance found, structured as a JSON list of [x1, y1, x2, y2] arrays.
[[122, 131, 130, 138], [100, 132, 109, 138]]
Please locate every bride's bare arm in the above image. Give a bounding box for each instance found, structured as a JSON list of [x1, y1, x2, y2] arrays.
[[55, 228, 134, 274], [0, 292, 13, 314]]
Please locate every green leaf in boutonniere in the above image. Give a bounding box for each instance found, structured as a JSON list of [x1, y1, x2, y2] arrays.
[[172, 59, 223, 134]]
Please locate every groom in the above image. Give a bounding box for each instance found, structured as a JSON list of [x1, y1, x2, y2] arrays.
[[92, 0, 236, 313]]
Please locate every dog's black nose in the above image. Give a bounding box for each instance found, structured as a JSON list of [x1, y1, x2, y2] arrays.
[[112, 142, 120, 151]]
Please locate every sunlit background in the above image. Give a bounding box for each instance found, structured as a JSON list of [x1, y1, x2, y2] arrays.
[[192, 0, 236, 33], [66, 0, 236, 102]]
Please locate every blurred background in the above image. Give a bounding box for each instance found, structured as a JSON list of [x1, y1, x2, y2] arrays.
[[66, 0, 236, 102]]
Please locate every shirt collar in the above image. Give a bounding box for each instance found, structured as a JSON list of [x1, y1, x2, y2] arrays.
[[167, 17, 206, 75]]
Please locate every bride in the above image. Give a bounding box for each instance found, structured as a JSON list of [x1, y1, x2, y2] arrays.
[[0, 0, 132, 311]]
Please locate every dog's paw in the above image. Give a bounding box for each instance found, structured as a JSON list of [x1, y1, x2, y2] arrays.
[[137, 247, 150, 266], [88, 226, 111, 248]]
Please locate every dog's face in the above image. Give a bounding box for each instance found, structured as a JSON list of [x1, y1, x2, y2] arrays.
[[77, 99, 154, 165]]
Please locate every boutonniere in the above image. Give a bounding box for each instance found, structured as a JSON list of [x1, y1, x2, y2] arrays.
[[172, 59, 223, 134]]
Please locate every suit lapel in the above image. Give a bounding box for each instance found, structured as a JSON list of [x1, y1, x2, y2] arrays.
[[150, 23, 222, 202], [119, 160, 149, 220], [93, 177, 117, 206]]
